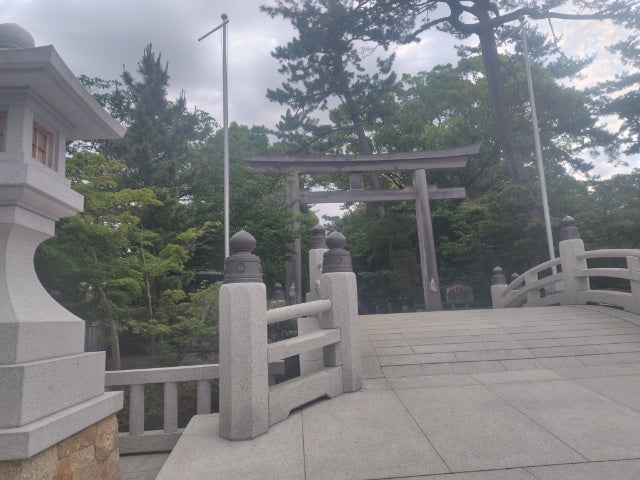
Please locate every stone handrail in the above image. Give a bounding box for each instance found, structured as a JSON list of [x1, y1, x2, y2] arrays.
[[266, 299, 332, 325], [492, 259, 563, 309], [105, 364, 218, 454], [573, 249, 640, 313], [492, 217, 640, 315]]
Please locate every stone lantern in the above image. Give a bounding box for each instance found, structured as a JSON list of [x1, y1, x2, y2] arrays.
[[0, 23, 126, 478]]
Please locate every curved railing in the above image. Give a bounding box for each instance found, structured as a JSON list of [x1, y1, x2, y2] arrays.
[[492, 220, 640, 315], [573, 249, 640, 313], [497, 258, 563, 308]]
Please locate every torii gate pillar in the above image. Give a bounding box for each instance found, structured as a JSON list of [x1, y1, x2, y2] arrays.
[[413, 168, 442, 310]]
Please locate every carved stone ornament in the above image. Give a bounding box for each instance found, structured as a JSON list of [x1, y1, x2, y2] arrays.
[[272, 282, 285, 301], [223, 230, 263, 284], [310, 224, 327, 250], [492, 266, 506, 285], [322, 231, 352, 273], [559, 215, 580, 241]]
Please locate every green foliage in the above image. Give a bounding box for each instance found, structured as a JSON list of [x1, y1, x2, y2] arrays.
[[577, 170, 640, 248], [595, 17, 640, 155]]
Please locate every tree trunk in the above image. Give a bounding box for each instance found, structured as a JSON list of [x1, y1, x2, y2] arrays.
[[140, 229, 156, 364], [97, 285, 121, 370], [477, 25, 527, 186], [91, 249, 121, 370], [343, 89, 387, 218]]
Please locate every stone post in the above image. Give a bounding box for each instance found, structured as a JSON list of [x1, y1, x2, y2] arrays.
[[628, 255, 640, 315], [524, 270, 542, 306], [511, 273, 522, 290], [218, 231, 269, 440], [299, 225, 328, 375], [319, 231, 362, 392], [490, 266, 508, 308], [558, 216, 589, 305], [272, 282, 285, 302]]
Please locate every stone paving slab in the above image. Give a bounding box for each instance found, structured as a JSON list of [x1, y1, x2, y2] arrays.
[[378, 352, 458, 366], [395, 384, 585, 472], [156, 414, 305, 480], [527, 459, 640, 479], [403, 468, 538, 479], [361, 355, 384, 379], [470, 368, 561, 384], [454, 348, 534, 362], [360, 335, 376, 357], [575, 374, 640, 412], [500, 359, 540, 370], [604, 341, 640, 353], [421, 360, 506, 375], [553, 363, 640, 378], [120, 453, 169, 480], [302, 389, 449, 480], [412, 342, 488, 354], [531, 356, 584, 368], [361, 378, 392, 390], [488, 380, 640, 461], [577, 351, 640, 365], [388, 373, 478, 390]]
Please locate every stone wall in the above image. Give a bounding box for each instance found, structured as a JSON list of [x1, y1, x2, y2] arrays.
[[0, 415, 120, 480]]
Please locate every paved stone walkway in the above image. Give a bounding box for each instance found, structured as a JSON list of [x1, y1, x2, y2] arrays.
[[120, 453, 169, 480], [155, 305, 640, 479]]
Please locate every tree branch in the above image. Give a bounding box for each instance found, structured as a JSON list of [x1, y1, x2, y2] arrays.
[[493, 7, 619, 29], [410, 2, 623, 37]]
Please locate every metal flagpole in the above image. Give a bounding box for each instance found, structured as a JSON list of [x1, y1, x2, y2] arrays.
[[520, 17, 557, 273], [199, 13, 231, 258]]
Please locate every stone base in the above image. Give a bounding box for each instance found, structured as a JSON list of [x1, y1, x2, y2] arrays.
[[0, 391, 123, 460], [0, 415, 120, 480]]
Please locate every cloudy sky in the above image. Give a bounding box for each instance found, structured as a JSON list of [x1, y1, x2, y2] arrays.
[[3, 0, 637, 185]]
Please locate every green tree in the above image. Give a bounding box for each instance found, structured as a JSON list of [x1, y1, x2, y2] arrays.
[[263, 0, 410, 156]]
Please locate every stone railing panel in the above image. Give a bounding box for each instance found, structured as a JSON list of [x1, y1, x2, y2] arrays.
[[104, 364, 219, 454]]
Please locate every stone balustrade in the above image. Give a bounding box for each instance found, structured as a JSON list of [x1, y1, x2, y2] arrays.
[[492, 216, 640, 314], [218, 229, 362, 440], [105, 365, 218, 454]]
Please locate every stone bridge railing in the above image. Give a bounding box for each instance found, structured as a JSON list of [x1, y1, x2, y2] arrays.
[[491, 216, 640, 314], [105, 365, 217, 454], [219, 229, 361, 440], [105, 227, 361, 451]]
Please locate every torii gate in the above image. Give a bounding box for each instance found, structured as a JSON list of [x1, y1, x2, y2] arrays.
[[248, 145, 480, 311]]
